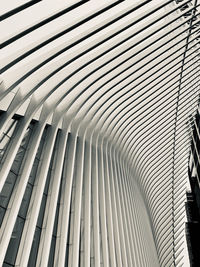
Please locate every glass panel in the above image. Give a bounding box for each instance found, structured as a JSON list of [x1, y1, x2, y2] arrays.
[[48, 177, 63, 265], [10, 147, 26, 174], [28, 126, 48, 185], [0, 172, 17, 208], [0, 119, 17, 164], [11, 125, 33, 175], [29, 159, 39, 185], [35, 126, 48, 160], [3, 263, 13, 267], [4, 217, 24, 265], [27, 227, 41, 267], [47, 236, 56, 267], [53, 203, 59, 236], [37, 194, 47, 228], [18, 183, 33, 218], [0, 207, 6, 227]]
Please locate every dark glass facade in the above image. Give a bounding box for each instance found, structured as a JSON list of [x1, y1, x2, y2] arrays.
[[186, 110, 200, 266]]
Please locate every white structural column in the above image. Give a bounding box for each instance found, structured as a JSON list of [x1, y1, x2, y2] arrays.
[[0, 1, 199, 266]]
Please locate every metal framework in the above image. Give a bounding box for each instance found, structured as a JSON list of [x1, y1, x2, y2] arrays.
[[0, 0, 200, 266]]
